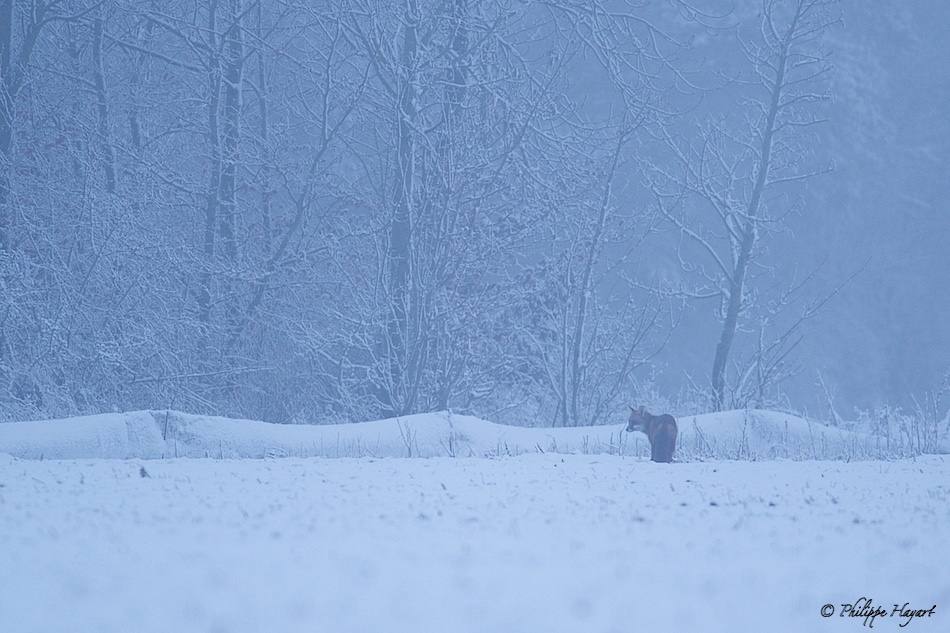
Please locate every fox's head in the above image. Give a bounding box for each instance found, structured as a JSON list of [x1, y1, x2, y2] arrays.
[[626, 405, 648, 432]]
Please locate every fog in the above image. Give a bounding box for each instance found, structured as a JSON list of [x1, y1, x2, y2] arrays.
[[0, 0, 946, 426]]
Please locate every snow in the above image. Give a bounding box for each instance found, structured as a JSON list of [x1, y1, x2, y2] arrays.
[[1, 412, 948, 632], [2, 408, 933, 461]]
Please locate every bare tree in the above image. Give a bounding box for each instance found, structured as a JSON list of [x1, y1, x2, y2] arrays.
[[648, 0, 841, 410], [512, 121, 666, 427], [307, 0, 595, 420], [502, 0, 692, 427], [0, 0, 113, 417]]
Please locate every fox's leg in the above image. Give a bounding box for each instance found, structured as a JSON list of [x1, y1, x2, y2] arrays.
[[651, 434, 674, 462]]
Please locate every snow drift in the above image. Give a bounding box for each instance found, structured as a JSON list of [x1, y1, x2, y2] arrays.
[[2, 408, 941, 461]]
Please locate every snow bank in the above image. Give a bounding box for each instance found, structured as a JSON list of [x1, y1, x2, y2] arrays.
[[0, 408, 942, 461], [677, 409, 872, 460], [0, 410, 630, 460], [0, 410, 165, 460]]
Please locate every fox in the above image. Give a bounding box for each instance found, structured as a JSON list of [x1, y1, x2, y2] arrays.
[[626, 405, 677, 463]]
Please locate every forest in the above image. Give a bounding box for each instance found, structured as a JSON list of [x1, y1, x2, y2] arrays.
[[1, 0, 947, 427]]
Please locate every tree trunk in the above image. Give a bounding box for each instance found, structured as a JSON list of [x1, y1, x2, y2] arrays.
[[385, 0, 418, 417], [0, 0, 15, 253], [567, 133, 627, 426], [255, 1, 271, 254], [710, 40, 790, 410], [219, 0, 242, 266], [91, 15, 117, 194]]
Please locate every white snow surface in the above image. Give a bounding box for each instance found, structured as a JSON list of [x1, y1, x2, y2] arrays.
[[1, 451, 948, 632], [3, 408, 937, 461], [1, 411, 948, 632]]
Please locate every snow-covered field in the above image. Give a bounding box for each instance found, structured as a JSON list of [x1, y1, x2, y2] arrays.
[[1, 412, 948, 632]]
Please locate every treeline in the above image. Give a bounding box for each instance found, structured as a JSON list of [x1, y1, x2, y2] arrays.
[[0, 0, 839, 425]]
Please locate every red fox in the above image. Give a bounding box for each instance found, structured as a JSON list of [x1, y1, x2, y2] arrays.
[[626, 406, 677, 463]]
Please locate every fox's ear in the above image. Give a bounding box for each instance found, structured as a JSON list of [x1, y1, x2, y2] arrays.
[[628, 405, 635, 412]]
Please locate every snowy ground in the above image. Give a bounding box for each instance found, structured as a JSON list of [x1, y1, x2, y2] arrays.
[[1, 411, 948, 632], [2, 449, 948, 632]]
